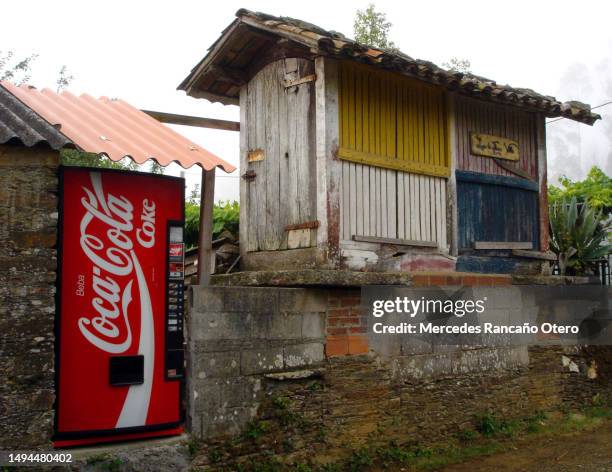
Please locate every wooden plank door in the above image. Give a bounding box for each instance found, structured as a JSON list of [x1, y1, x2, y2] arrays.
[[243, 58, 316, 252]]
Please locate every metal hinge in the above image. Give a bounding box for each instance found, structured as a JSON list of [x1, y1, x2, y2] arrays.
[[241, 170, 257, 182]]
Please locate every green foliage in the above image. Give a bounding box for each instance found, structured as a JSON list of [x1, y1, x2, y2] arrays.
[[184, 199, 239, 249], [242, 420, 268, 440], [549, 197, 612, 275], [549, 166, 612, 214], [442, 57, 471, 73], [346, 447, 374, 471], [60, 148, 138, 170], [353, 4, 396, 50], [474, 412, 519, 437]]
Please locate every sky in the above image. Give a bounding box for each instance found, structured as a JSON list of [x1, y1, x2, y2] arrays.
[[2, 0, 610, 202]]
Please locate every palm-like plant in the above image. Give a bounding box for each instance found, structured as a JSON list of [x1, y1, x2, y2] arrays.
[[549, 197, 612, 275]]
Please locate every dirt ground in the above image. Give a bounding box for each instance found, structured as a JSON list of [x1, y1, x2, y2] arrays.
[[442, 420, 612, 472]]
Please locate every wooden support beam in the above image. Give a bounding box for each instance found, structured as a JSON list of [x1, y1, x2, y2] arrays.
[[446, 92, 459, 256], [474, 241, 533, 250], [512, 249, 557, 261], [209, 65, 247, 86], [352, 235, 437, 248], [537, 113, 550, 251], [142, 110, 240, 131], [197, 169, 216, 285]]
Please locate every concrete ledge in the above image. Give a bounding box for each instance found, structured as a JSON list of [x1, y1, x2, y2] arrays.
[[210, 270, 412, 287]]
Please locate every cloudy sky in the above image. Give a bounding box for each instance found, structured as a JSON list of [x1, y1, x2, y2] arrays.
[[2, 0, 610, 201]]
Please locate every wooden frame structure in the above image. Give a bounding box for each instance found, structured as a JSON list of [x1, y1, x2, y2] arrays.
[[178, 9, 599, 275]]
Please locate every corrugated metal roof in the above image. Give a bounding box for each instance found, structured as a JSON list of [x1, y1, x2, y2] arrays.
[[1, 81, 236, 173], [179, 9, 600, 126], [0, 82, 73, 149]]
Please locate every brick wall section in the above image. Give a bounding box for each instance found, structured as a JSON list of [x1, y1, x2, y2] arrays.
[[325, 274, 512, 358], [0, 143, 59, 448], [326, 289, 368, 357]]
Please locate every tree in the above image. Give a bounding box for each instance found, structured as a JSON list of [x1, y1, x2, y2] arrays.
[[442, 57, 471, 74], [548, 166, 612, 215], [0, 50, 38, 85], [353, 4, 396, 50], [56, 65, 74, 92]]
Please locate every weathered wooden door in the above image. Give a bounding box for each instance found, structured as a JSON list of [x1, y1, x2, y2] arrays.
[[241, 58, 316, 252]]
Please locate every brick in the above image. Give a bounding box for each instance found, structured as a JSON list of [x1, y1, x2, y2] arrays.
[[348, 335, 369, 355], [328, 297, 341, 307], [446, 275, 462, 285], [477, 277, 494, 286], [429, 275, 448, 286], [490, 276, 512, 286], [325, 335, 349, 357], [328, 308, 350, 317], [340, 297, 361, 307], [328, 327, 348, 335], [412, 275, 429, 287], [349, 326, 367, 334], [461, 276, 479, 286]]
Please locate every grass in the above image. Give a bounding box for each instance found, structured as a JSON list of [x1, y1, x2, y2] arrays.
[[196, 403, 612, 471], [309, 404, 612, 472]]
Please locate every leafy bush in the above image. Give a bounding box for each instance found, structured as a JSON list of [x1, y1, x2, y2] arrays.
[[549, 166, 612, 214], [184, 200, 239, 249], [549, 197, 612, 275]]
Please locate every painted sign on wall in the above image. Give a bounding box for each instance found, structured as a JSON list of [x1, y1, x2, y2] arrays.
[[470, 133, 520, 161]]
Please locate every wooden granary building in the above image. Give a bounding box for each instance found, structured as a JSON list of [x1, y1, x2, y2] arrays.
[[180, 9, 600, 274]]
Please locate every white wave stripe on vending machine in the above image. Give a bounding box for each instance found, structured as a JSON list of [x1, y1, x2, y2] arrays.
[[77, 172, 155, 428]]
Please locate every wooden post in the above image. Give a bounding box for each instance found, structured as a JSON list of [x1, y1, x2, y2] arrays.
[[314, 57, 341, 268], [446, 93, 459, 256], [537, 114, 549, 252], [198, 168, 215, 285]]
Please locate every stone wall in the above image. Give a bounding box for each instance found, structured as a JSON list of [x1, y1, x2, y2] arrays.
[[0, 143, 59, 448], [189, 283, 611, 469], [188, 286, 327, 438]]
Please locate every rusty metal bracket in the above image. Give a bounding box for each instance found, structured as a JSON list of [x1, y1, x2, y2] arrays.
[[242, 170, 257, 182]]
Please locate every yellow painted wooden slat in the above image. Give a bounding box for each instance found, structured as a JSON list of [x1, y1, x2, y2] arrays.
[[338, 147, 450, 177], [341, 67, 349, 149], [337, 61, 449, 178], [430, 91, 439, 167], [355, 70, 362, 152], [348, 68, 356, 150], [397, 77, 404, 161], [380, 74, 387, 157]]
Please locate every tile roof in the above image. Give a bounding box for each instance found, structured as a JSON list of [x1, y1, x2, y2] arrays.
[[1, 81, 236, 172], [179, 9, 600, 125], [0, 82, 73, 149]]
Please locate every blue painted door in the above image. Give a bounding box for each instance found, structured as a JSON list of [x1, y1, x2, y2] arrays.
[[457, 171, 539, 250]]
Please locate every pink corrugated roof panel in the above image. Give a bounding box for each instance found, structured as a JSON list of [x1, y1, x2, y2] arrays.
[[1, 81, 235, 173]]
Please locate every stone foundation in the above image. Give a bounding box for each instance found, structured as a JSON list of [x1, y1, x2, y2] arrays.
[[188, 283, 611, 469]]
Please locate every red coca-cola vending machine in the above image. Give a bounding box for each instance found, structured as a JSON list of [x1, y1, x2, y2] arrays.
[[54, 167, 186, 447]]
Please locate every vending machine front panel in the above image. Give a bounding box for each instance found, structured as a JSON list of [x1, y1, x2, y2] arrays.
[[54, 167, 185, 446]]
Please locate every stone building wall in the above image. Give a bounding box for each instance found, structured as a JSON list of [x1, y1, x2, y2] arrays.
[[0, 143, 59, 448]]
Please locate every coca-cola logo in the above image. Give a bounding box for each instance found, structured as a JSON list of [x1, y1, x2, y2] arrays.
[[77, 172, 156, 354]]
